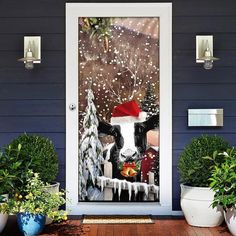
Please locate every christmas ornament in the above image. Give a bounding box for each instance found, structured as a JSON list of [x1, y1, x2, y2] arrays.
[[118, 161, 141, 177]]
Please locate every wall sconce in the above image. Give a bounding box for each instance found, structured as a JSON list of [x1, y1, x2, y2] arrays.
[[196, 35, 219, 70], [18, 36, 41, 70]]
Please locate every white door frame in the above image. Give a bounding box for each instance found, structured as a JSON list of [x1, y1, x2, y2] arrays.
[[66, 3, 172, 215]]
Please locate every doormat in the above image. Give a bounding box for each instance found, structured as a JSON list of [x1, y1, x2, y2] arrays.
[[82, 215, 154, 224]]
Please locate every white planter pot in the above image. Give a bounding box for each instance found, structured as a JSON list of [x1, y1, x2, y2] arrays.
[[0, 194, 9, 233], [44, 182, 60, 194], [224, 208, 236, 235], [180, 184, 224, 227], [44, 182, 60, 225], [0, 213, 8, 233]]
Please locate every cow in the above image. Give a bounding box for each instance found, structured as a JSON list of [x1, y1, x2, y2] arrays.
[[98, 114, 159, 181]]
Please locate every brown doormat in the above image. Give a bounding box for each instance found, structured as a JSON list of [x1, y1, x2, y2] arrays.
[[82, 215, 154, 224]]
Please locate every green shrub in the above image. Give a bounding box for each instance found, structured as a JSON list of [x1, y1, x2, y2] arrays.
[[8, 133, 59, 184], [0, 144, 22, 197], [178, 135, 231, 187]]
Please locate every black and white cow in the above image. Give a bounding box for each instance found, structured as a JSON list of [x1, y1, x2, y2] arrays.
[[98, 114, 159, 181]]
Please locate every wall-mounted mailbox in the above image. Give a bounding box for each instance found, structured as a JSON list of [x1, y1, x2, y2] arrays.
[[188, 109, 223, 127]]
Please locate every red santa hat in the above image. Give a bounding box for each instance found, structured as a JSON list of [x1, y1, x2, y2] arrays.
[[111, 100, 147, 125]]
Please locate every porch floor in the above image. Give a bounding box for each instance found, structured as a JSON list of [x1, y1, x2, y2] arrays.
[[2, 216, 231, 236]]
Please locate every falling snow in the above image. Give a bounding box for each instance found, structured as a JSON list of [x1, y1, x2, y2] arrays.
[[78, 17, 159, 125], [78, 17, 160, 202]]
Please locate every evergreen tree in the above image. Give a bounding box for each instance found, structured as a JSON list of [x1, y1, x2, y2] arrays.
[[79, 88, 104, 200], [140, 83, 159, 119]]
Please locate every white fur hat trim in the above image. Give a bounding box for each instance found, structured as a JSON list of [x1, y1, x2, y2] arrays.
[[111, 111, 147, 125]]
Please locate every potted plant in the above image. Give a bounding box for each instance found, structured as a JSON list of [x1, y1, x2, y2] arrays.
[[8, 133, 59, 186], [0, 170, 67, 236], [0, 144, 22, 233], [8, 133, 60, 224], [208, 148, 236, 235], [178, 134, 230, 227]]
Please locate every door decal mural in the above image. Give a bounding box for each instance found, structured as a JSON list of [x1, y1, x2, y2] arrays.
[[78, 17, 160, 202]]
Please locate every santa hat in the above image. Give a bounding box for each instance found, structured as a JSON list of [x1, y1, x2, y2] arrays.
[[111, 100, 147, 125]]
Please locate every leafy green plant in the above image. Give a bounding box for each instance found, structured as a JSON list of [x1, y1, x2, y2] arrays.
[[0, 170, 67, 222], [178, 135, 230, 187], [207, 148, 236, 211], [0, 144, 23, 198], [0, 195, 7, 203], [80, 17, 113, 38], [8, 133, 59, 184], [79, 17, 113, 51]]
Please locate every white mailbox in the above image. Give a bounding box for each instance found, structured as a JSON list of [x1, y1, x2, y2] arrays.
[[188, 109, 223, 127]]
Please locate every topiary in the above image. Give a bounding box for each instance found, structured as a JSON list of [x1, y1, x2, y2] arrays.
[[178, 134, 231, 187], [8, 133, 59, 184]]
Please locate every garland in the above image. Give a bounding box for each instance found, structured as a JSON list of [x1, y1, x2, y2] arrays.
[[80, 17, 113, 52]]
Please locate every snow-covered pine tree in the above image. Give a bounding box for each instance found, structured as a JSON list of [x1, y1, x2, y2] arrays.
[[140, 83, 159, 119], [79, 88, 104, 200]]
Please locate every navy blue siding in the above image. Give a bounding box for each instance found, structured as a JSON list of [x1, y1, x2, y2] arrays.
[[172, 0, 236, 212], [0, 0, 236, 211]]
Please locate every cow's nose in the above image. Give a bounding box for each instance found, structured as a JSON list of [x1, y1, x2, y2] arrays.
[[121, 149, 138, 161], [121, 149, 136, 156]]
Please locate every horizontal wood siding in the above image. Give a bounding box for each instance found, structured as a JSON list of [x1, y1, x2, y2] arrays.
[[0, 0, 235, 212], [0, 0, 66, 193], [172, 0, 236, 210]]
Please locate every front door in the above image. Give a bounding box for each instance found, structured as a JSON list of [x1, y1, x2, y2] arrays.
[[66, 3, 172, 215]]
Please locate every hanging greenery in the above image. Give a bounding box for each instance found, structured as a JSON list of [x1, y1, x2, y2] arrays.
[[79, 17, 113, 52]]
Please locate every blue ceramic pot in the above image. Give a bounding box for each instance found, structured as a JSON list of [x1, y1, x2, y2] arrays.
[[17, 212, 46, 236]]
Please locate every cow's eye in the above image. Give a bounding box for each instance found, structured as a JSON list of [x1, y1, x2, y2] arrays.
[[132, 152, 137, 157]]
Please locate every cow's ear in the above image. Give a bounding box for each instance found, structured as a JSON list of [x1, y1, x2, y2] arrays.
[[98, 121, 114, 135], [143, 114, 159, 132], [98, 121, 123, 148]]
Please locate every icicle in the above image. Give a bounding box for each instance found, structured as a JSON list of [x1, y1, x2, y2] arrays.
[[143, 183, 149, 197], [127, 182, 132, 201], [98, 176, 109, 192], [132, 183, 139, 197], [118, 180, 123, 200], [137, 183, 149, 198], [97, 176, 159, 201], [152, 185, 159, 194], [122, 180, 126, 189], [113, 178, 118, 193]]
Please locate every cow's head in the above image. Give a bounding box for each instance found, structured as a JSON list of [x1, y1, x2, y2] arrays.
[[98, 114, 159, 177]]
